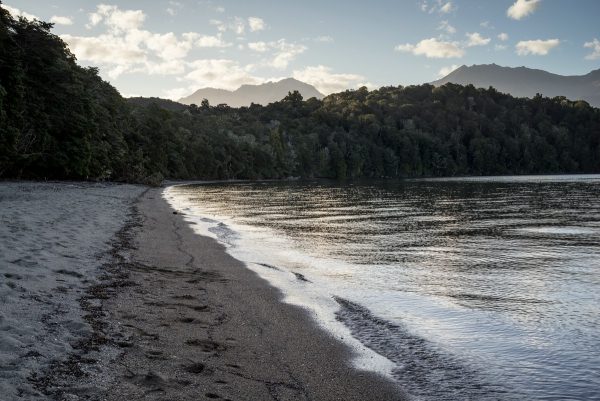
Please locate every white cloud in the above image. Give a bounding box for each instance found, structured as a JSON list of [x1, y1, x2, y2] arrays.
[[584, 38, 600, 60], [498, 32, 509, 41], [245, 39, 307, 68], [439, 2, 454, 13], [231, 17, 246, 35], [183, 59, 263, 91], [248, 41, 269, 52], [395, 38, 464, 58], [50, 15, 73, 25], [495, 44, 508, 51], [438, 20, 456, 35], [244, 39, 307, 68], [210, 19, 226, 32], [3, 4, 38, 20], [146, 32, 201, 59], [166, 1, 182, 16], [466, 32, 491, 47], [419, 0, 455, 14], [480, 20, 493, 29], [438, 64, 459, 77], [248, 17, 265, 32], [61, 5, 221, 79], [292, 65, 367, 95], [269, 40, 307, 69], [515, 39, 559, 55], [87, 4, 146, 32], [133, 59, 186, 76], [196, 33, 232, 48], [507, 0, 541, 20], [61, 33, 146, 66]]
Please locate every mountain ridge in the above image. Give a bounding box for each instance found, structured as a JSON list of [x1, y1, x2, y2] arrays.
[[179, 78, 324, 107], [432, 64, 600, 107]]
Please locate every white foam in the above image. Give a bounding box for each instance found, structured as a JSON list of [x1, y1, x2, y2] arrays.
[[163, 185, 396, 378]]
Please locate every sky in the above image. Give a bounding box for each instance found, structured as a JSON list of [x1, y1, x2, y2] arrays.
[[4, 0, 600, 99]]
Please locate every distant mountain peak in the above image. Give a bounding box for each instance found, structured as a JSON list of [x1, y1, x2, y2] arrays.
[[432, 64, 600, 107], [179, 78, 324, 108]]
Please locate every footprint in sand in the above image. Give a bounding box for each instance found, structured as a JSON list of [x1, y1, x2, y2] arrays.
[[184, 362, 206, 374], [185, 339, 227, 353]]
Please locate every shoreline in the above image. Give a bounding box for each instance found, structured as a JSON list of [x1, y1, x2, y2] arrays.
[[164, 183, 399, 379], [26, 184, 405, 400]]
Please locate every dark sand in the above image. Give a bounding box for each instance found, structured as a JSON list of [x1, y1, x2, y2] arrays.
[[41, 187, 405, 400]]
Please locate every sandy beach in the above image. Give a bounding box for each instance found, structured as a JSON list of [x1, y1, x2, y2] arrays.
[[0, 182, 404, 400]]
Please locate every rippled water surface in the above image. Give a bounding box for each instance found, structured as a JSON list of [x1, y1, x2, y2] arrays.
[[170, 175, 600, 400]]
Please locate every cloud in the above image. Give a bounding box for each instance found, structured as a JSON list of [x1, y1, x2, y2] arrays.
[[515, 39, 559, 55], [438, 20, 456, 35], [248, 17, 266, 32], [498, 32, 509, 41], [439, 2, 454, 13], [146, 32, 201, 59], [292, 65, 368, 95], [196, 33, 232, 48], [584, 38, 600, 60], [230, 17, 246, 35], [87, 4, 145, 32], [269, 40, 307, 69], [3, 4, 38, 20], [466, 32, 491, 47], [495, 44, 508, 51], [50, 15, 73, 25], [210, 17, 246, 35], [420, 1, 455, 14], [507, 0, 541, 20], [248, 41, 269, 52], [245, 40, 307, 68], [61, 4, 225, 80], [166, 1, 182, 16], [61, 33, 146, 65], [134, 59, 186, 76], [182, 59, 263, 91], [438, 64, 459, 77], [209, 19, 226, 31], [395, 38, 464, 58]]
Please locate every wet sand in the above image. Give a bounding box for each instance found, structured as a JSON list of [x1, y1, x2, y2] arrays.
[[34, 186, 405, 400]]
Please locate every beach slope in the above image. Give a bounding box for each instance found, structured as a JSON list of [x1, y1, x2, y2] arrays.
[[14, 185, 405, 400]]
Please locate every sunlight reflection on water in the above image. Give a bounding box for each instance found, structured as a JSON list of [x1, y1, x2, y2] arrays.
[[171, 175, 600, 400]]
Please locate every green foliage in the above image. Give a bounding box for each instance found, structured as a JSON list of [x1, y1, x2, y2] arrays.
[[1, 6, 600, 182]]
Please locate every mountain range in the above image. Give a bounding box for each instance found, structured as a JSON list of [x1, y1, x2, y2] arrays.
[[432, 64, 600, 107], [178, 78, 324, 107]]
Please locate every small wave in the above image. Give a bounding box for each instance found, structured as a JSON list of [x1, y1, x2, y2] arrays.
[[334, 297, 514, 401], [293, 272, 311, 283], [254, 262, 281, 271], [207, 222, 238, 246], [514, 226, 598, 236], [445, 292, 549, 304]]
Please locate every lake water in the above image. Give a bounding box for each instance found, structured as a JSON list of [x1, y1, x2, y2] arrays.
[[166, 175, 600, 400]]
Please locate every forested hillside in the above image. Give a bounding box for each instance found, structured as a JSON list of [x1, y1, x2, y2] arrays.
[[1, 7, 599, 183]]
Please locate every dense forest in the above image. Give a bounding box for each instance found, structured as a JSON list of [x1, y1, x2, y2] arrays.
[[1, 7, 599, 184]]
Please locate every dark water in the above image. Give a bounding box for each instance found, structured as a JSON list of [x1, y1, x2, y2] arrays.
[[171, 175, 600, 400]]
